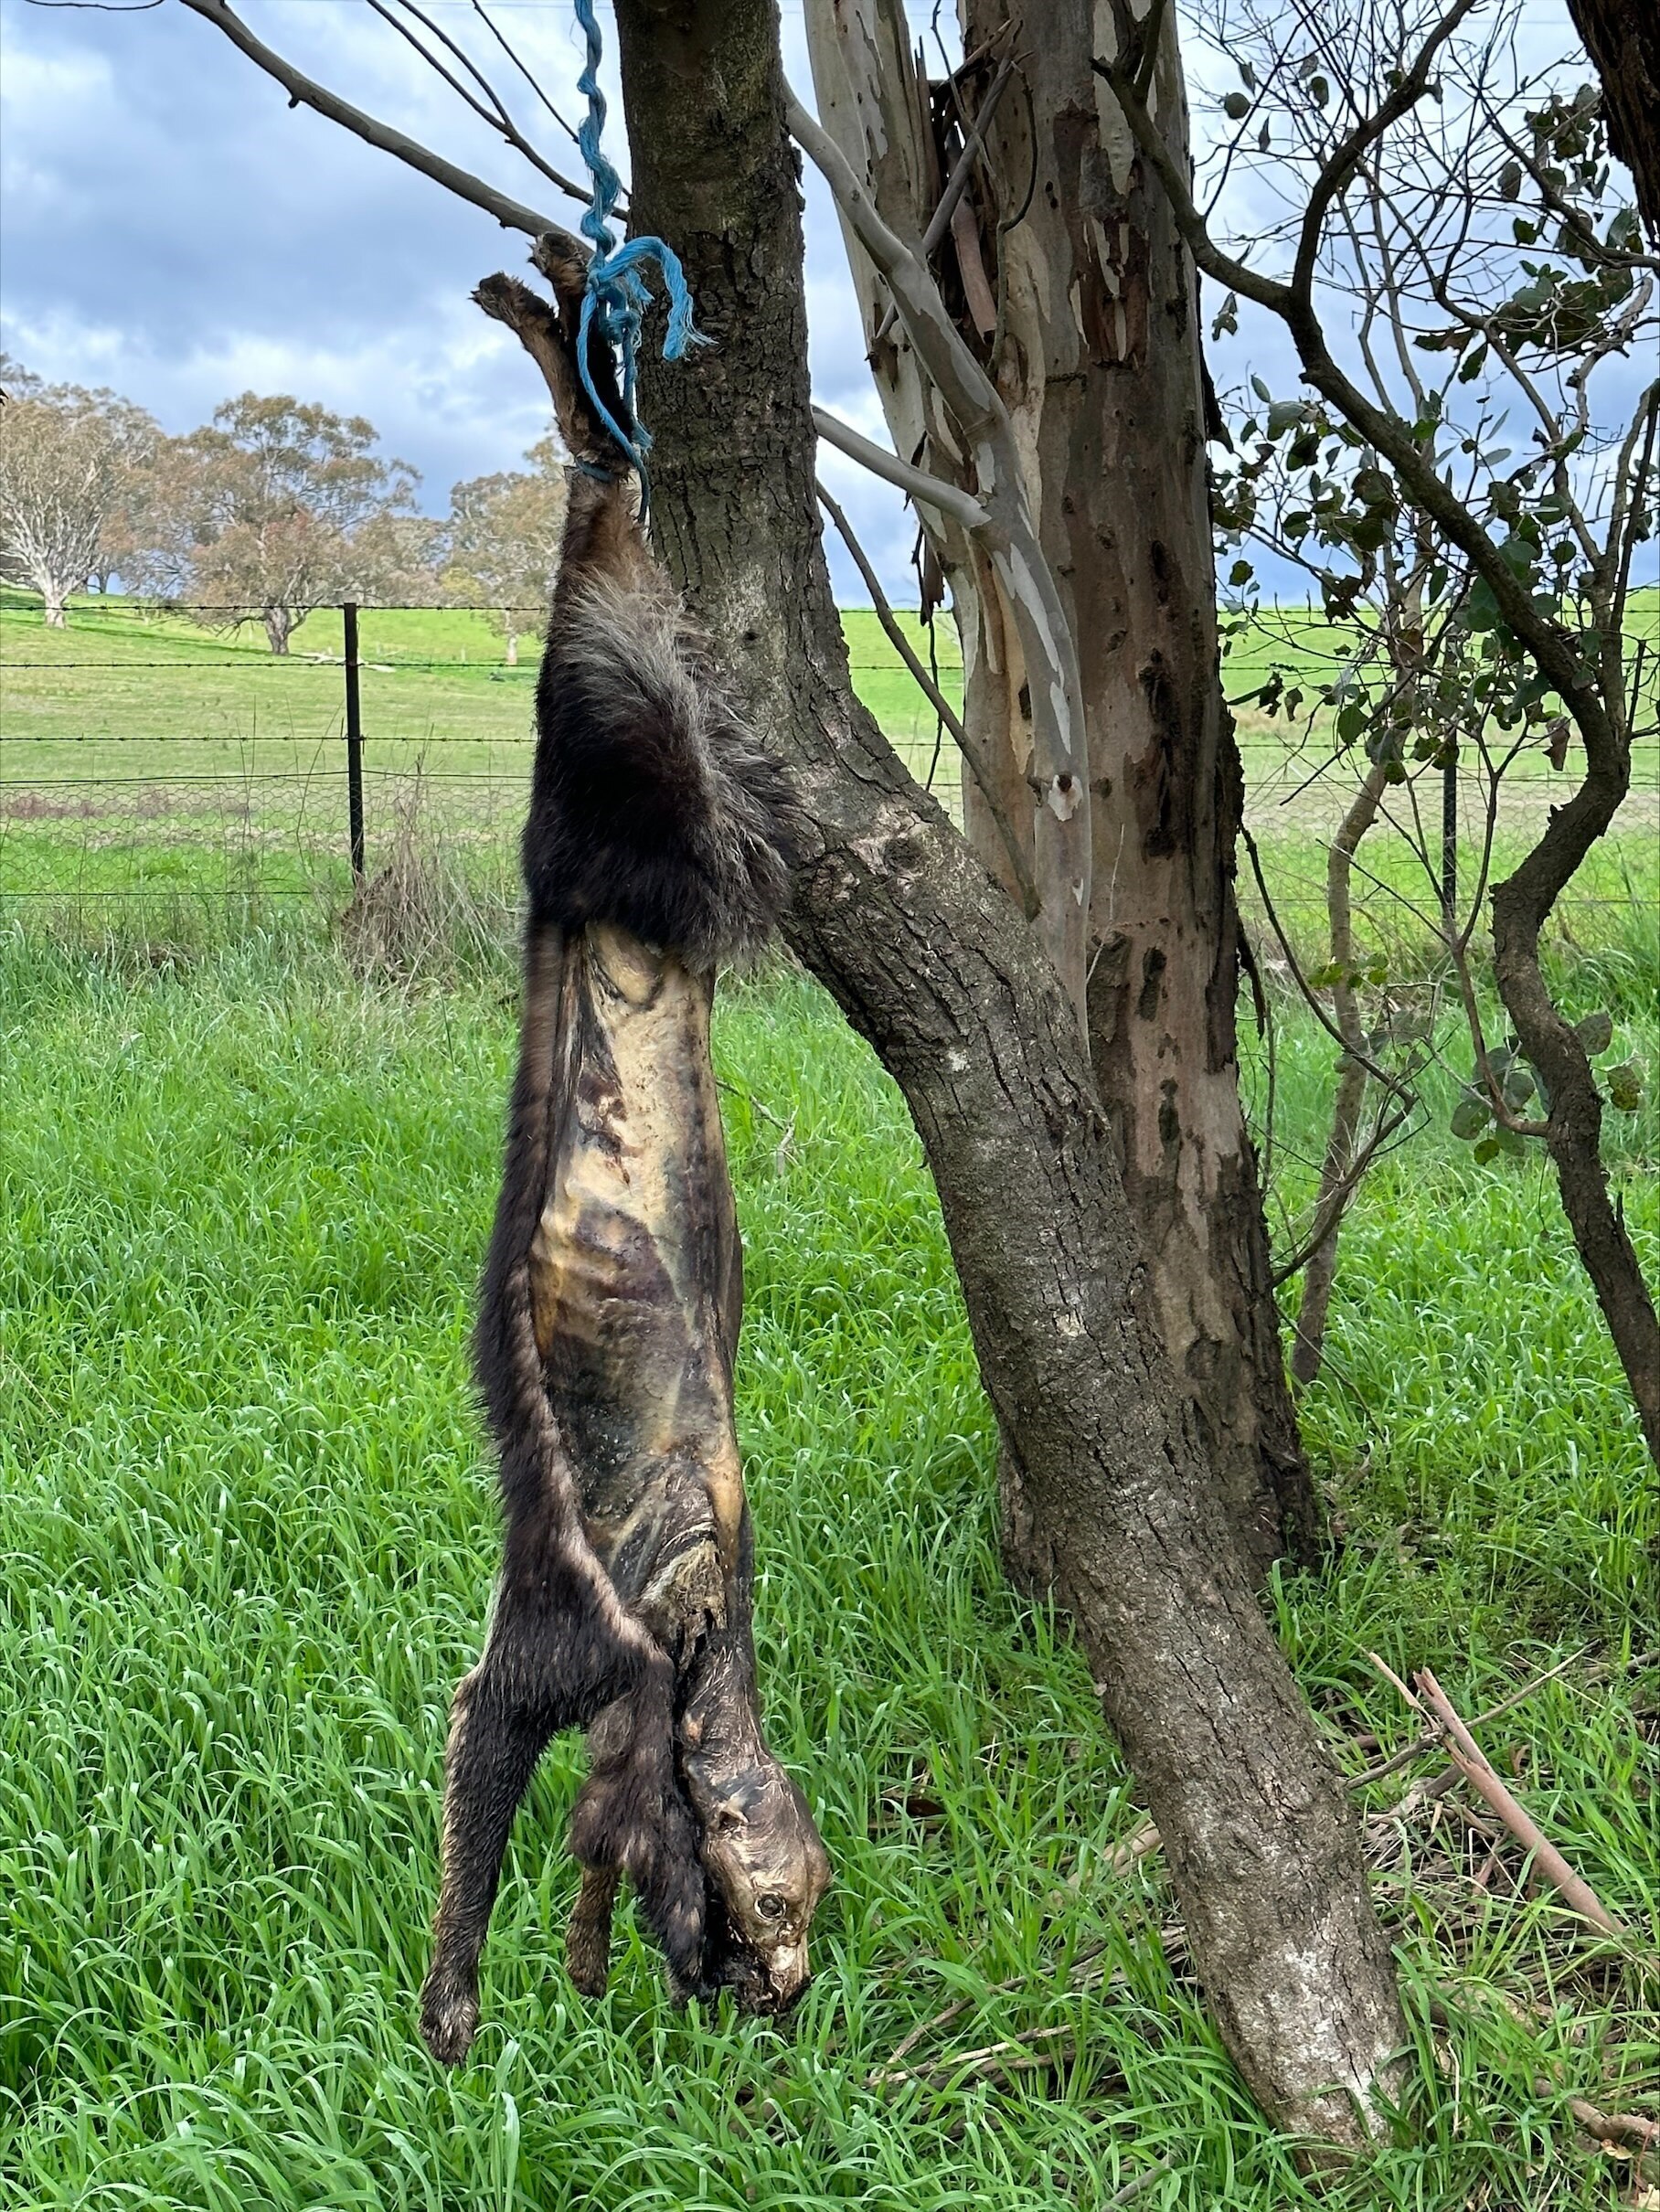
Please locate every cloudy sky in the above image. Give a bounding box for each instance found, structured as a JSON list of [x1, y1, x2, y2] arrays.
[[1, 0, 1635, 610], [2, 0, 935, 601]]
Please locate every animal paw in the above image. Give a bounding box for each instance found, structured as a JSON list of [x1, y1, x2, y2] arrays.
[[419, 1967, 480, 2067]]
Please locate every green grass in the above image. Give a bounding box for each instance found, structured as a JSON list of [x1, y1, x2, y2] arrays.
[[2, 923, 1656, 2210], [5, 590, 1654, 955]]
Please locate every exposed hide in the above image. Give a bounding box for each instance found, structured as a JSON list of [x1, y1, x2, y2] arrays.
[[420, 247, 830, 2068]]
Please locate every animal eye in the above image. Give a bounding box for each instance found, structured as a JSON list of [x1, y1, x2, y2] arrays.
[[757, 1894, 785, 1920]]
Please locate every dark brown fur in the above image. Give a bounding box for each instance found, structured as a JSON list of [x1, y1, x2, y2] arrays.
[[419, 249, 827, 2068]]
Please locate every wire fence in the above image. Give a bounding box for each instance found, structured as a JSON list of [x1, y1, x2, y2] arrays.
[[2, 596, 1654, 955]]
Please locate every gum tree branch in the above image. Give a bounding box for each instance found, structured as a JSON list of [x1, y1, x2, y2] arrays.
[[811, 407, 988, 530], [816, 477, 1039, 917], [176, 0, 578, 234], [787, 80, 1092, 1023]]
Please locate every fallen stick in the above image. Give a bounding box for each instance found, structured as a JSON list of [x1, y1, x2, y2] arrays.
[[1413, 1668, 1624, 1937], [1564, 2091, 1660, 2165], [1106, 2152, 1180, 2205], [1350, 1644, 1591, 1787], [870, 2020, 1077, 2090]]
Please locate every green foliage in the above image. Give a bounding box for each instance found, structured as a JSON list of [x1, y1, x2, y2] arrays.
[[1, 929, 1655, 2209]]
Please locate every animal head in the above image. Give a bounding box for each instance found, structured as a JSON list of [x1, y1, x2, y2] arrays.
[[697, 1762, 832, 2013]]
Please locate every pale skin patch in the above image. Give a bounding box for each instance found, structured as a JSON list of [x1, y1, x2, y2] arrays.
[[530, 925, 747, 1583]]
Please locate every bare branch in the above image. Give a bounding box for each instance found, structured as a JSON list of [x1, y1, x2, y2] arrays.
[[1413, 1669, 1626, 1935], [176, 0, 571, 237], [1288, 0, 1485, 306], [811, 406, 988, 530], [468, 0, 586, 160]]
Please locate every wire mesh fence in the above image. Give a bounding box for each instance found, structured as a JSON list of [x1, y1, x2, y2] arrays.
[[3, 593, 1654, 957]]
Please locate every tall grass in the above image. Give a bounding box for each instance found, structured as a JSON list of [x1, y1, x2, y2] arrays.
[[1, 924, 1655, 2209]]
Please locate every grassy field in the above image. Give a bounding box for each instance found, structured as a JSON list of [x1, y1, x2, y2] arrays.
[[1, 912, 1655, 2210], [0, 595, 969, 903], [6, 590, 1655, 920]]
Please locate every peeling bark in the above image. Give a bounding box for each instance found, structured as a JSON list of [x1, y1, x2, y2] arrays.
[[803, 0, 1314, 1578], [610, 0, 1405, 2143]]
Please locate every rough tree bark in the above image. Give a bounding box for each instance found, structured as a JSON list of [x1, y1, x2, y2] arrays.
[[803, 0, 1314, 1582], [611, 0, 1406, 2145], [1569, 0, 1660, 240]]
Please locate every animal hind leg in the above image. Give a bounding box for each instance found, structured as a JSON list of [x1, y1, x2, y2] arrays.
[[420, 1636, 560, 2065], [420, 1515, 678, 2063], [567, 1663, 706, 2002]]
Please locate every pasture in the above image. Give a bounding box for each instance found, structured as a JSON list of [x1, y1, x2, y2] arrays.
[[1, 590, 1657, 2208]]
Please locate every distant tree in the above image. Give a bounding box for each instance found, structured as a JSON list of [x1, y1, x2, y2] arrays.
[[139, 394, 424, 652], [0, 367, 157, 623], [0, 354, 43, 400], [441, 437, 567, 662]]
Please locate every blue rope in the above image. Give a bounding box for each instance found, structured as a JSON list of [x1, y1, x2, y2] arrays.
[[571, 0, 706, 479]]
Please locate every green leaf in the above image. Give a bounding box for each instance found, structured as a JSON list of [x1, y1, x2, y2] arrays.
[[1223, 91, 1250, 120], [1473, 1135, 1502, 1164], [1574, 1010, 1613, 1056], [1606, 1062, 1643, 1111], [1451, 1093, 1492, 1139], [1266, 399, 1304, 439], [1336, 702, 1367, 747], [1250, 375, 1272, 402], [1229, 558, 1253, 587], [1502, 1066, 1536, 1110]]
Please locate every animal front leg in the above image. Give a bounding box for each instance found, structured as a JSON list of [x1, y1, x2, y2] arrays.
[[420, 1644, 559, 2066]]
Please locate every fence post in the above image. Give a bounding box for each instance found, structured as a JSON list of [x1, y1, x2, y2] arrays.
[[343, 601, 366, 883]]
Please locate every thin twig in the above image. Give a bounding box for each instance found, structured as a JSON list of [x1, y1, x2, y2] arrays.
[[1107, 2151, 1179, 2205], [1413, 1668, 1625, 1936], [870, 2020, 1077, 2089], [178, 0, 569, 238], [1349, 1644, 1592, 1788]]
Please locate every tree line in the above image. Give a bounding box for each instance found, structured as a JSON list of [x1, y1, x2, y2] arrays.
[[0, 356, 566, 654]]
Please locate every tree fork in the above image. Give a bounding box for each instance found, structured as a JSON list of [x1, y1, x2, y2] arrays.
[[610, 0, 1406, 2144]]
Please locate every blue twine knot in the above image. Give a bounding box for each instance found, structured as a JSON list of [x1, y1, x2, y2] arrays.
[[572, 0, 708, 478]]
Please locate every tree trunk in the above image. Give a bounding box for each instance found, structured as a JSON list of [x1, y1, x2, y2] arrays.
[[263, 606, 293, 654], [43, 582, 68, 627], [505, 616, 519, 667], [1569, 0, 1660, 240], [805, 0, 1314, 1581], [611, 0, 1406, 2145]]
